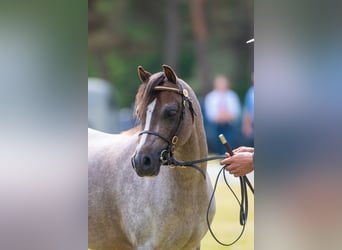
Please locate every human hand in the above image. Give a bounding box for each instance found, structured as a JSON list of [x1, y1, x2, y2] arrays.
[[220, 152, 254, 177], [233, 146, 254, 154]]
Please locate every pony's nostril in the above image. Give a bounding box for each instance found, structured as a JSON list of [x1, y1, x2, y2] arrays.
[[142, 156, 151, 166]]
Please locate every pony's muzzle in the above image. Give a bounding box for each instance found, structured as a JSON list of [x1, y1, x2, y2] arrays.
[[132, 152, 160, 177]]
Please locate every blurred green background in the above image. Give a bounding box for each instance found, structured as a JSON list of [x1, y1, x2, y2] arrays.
[[88, 0, 253, 108]]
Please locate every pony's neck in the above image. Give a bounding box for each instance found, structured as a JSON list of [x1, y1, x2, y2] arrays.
[[172, 118, 208, 181]]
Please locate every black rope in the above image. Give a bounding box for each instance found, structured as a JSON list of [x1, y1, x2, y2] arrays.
[[166, 155, 226, 179], [169, 154, 254, 246], [244, 176, 254, 194], [206, 166, 248, 246]]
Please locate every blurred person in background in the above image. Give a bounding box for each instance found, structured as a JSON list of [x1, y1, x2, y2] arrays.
[[204, 75, 241, 154], [220, 146, 254, 177], [241, 72, 254, 146]]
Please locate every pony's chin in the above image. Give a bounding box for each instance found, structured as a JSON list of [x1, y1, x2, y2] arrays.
[[135, 168, 160, 177]]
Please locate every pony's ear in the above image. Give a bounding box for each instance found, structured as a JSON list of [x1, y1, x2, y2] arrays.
[[162, 64, 177, 84], [138, 66, 151, 82]]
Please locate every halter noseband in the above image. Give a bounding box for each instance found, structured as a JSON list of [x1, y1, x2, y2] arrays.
[[138, 81, 196, 166]]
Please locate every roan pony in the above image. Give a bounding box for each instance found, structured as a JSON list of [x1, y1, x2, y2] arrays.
[[88, 65, 215, 250]]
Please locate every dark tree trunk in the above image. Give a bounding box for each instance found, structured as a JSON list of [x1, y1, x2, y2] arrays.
[[164, 0, 180, 71], [190, 0, 211, 95]]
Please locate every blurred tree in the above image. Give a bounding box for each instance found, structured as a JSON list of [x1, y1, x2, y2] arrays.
[[88, 0, 253, 107], [190, 0, 211, 94], [164, 0, 180, 71], [206, 0, 253, 99]]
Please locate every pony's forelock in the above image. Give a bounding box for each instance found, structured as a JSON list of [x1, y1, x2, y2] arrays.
[[134, 72, 166, 121]]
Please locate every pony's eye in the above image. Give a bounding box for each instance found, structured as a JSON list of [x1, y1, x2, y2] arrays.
[[168, 109, 177, 116], [164, 107, 178, 118]]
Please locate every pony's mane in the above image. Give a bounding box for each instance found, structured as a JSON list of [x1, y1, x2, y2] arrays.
[[134, 72, 166, 122]]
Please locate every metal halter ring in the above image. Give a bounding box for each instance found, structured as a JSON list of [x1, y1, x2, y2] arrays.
[[160, 149, 170, 164], [172, 136, 178, 145]]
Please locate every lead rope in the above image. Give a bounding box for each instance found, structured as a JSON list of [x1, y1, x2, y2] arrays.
[[206, 165, 254, 246], [166, 155, 226, 179], [167, 154, 254, 246]]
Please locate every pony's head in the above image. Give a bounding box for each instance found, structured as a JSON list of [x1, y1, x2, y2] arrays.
[[131, 65, 196, 177]]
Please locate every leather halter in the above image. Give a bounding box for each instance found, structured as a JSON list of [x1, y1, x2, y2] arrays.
[[138, 81, 196, 166]]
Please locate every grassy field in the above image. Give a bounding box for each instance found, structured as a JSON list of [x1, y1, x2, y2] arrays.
[[201, 172, 254, 250]]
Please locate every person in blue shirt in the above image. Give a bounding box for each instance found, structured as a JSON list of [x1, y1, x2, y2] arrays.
[[241, 73, 254, 146], [204, 75, 241, 154]]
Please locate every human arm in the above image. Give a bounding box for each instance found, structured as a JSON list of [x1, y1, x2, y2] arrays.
[[241, 111, 253, 138]]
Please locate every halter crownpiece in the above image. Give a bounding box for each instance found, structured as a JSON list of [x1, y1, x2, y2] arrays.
[[153, 86, 181, 93], [154, 84, 195, 121]]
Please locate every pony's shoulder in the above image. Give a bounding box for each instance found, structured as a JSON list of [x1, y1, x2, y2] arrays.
[[121, 126, 140, 135]]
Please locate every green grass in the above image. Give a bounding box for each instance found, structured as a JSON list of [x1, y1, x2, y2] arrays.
[[201, 176, 254, 250]]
